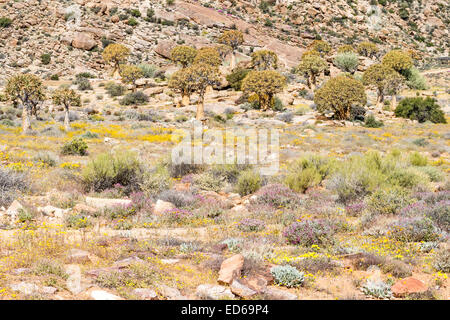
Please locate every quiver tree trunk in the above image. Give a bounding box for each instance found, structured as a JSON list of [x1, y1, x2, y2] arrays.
[[196, 94, 205, 120], [21, 105, 31, 134], [64, 105, 70, 131]]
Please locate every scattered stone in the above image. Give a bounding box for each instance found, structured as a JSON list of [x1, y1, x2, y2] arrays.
[[263, 287, 297, 300], [218, 254, 244, 285], [196, 284, 235, 300], [158, 284, 186, 300], [391, 277, 428, 297], [161, 259, 180, 265], [41, 286, 57, 295], [153, 199, 175, 215], [66, 248, 91, 264], [133, 288, 158, 300], [6, 200, 24, 218], [37, 205, 69, 218], [113, 256, 144, 268], [10, 282, 40, 296], [230, 279, 257, 298]]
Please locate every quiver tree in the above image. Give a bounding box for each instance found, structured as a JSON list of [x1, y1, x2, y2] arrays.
[[119, 64, 144, 92], [251, 50, 278, 70], [217, 30, 244, 69], [214, 44, 233, 60], [168, 68, 197, 107], [382, 50, 413, 75], [5, 74, 45, 134], [171, 45, 197, 68], [102, 44, 130, 76], [384, 71, 404, 109], [193, 47, 222, 67], [314, 75, 367, 120], [362, 63, 401, 108], [52, 87, 81, 131], [241, 70, 286, 111], [357, 41, 378, 58], [307, 40, 331, 57], [337, 45, 356, 54], [296, 54, 328, 90], [178, 63, 221, 120]]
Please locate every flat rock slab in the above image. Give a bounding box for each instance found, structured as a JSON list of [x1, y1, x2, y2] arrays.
[[391, 277, 428, 297]]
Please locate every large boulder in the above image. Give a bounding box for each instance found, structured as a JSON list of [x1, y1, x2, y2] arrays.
[[71, 32, 97, 50], [218, 254, 244, 285]]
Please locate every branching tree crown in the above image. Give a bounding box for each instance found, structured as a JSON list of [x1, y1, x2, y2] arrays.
[[314, 75, 367, 120], [382, 50, 413, 74], [218, 30, 244, 51], [251, 50, 278, 70], [241, 70, 286, 111], [171, 45, 198, 68], [102, 44, 130, 73], [193, 47, 222, 67]]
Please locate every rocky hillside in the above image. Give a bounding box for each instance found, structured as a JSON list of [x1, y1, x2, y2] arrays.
[[0, 0, 448, 80]]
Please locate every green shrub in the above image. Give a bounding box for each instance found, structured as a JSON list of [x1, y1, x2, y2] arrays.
[[82, 150, 143, 193], [367, 186, 412, 215], [138, 64, 158, 78], [226, 68, 251, 91], [285, 155, 333, 193], [270, 265, 304, 288], [395, 97, 446, 124], [433, 248, 450, 273], [409, 152, 428, 166], [0, 17, 12, 28], [40, 53, 51, 65], [61, 138, 88, 156], [120, 91, 149, 105], [236, 170, 261, 196], [364, 114, 384, 128], [34, 151, 58, 167], [139, 165, 172, 196], [105, 82, 126, 97], [192, 172, 223, 192], [127, 17, 138, 26], [388, 216, 440, 242], [333, 52, 359, 74], [405, 67, 428, 90]]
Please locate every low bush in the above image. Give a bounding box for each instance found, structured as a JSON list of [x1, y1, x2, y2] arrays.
[[285, 155, 334, 193], [367, 186, 412, 215], [433, 248, 450, 273], [236, 170, 261, 196], [256, 184, 302, 209], [283, 219, 336, 246], [388, 216, 441, 242], [105, 82, 126, 97], [192, 172, 223, 192], [395, 97, 446, 124], [226, 68, 251, 91], [61, 138, 88, 156], [270, 265, 304, 288], [364, 114, 383, 128], [82, 150, 143, 193], [237, 218, 265, 232], [120, 91, 149, 105]]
